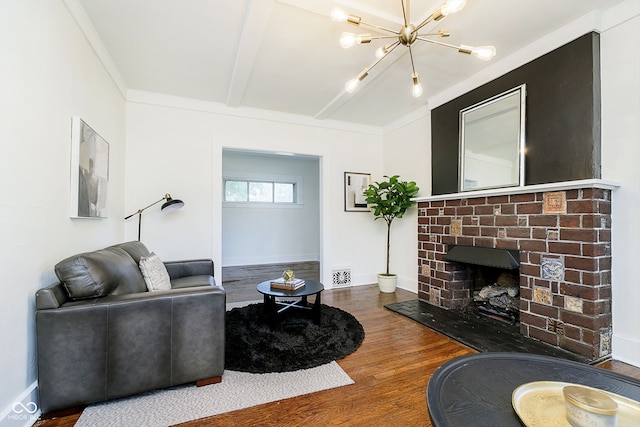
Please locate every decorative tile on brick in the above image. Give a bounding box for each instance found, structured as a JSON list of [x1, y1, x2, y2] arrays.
[[421, 264, 430, 276], [451, 219, 462, 236], [599, 329, 612, 357], [565, 296, 583, 313], [429, 288, 440, 305], [543, 191, 567, 214], [534, 287, 552, 304], [542, 257, 564, 281], [547, 318, 564, 335]]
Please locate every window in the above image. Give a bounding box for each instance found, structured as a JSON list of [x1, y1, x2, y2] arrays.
[[224, 179, 296, 204]]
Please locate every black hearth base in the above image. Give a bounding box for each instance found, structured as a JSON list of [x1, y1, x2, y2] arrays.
[[385, 299, 591, 363]]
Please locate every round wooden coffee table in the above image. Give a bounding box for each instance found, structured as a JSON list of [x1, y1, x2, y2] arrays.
[[256, 279, 324, 326]]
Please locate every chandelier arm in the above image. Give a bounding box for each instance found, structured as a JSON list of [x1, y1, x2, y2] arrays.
[[416, 36, 463, 51], [415, 7, 446, 32], [421, 29, 451, 37], [408, 45, 417, 74], [384, 41, 401, 54], [368, 35, 402, 41], [357, 20, 400, 35], [401, 0, 410, 27], [376, 40, 402, 57], [366, 42, 402, 73]]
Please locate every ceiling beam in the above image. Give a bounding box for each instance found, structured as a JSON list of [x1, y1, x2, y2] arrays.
[[226, 0, 275, 107], [314, 49, 406, 120]]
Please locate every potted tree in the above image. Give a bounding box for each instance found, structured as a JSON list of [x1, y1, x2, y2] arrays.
[[363, 175, 420, 292]]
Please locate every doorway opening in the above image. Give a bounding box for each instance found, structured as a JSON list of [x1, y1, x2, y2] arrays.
[[221, 149, 321, 303]]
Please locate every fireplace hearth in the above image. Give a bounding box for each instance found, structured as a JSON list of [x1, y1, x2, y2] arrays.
[[416, 181, 617, 362]]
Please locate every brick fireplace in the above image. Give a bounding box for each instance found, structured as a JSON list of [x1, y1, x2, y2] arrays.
[[416, 180, 618, 362]]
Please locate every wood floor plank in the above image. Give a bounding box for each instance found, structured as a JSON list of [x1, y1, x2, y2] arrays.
[[34, 285, 640, 427], [222, 261, 320, 303]]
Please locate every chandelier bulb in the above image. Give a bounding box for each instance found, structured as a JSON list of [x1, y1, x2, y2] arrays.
[[340, 32, 372, 49], [375, 44, 390, 59], [330, 7, 348, 22], [411, 73, 424, 98], [345, 69, 369, 93], [345, 78, 360, 93], [339, 32, 358, 49], [441, 0, 466, 16], [331, 7, 361, 25], [472, 45, 497, 61]]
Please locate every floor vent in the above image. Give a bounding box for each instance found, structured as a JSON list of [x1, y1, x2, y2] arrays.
[[332, 268, 352, 287]]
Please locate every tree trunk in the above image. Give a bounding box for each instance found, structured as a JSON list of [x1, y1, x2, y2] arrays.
[[386, 220, 392, 275]]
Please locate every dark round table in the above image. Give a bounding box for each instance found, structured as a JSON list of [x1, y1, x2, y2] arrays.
[[426, 352, 640, 427], [256, 279, 324, 326]]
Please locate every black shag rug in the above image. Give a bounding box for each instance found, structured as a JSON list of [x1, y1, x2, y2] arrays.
[[225, 303, 365, 373]]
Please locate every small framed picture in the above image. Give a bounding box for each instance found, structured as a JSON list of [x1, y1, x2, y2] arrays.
[[344, 172, 370, 212], [70, 117, 110, 218]]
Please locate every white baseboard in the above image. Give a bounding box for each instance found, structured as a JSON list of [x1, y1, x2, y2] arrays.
[[612, 334, 640, 368], [0, 382, 40, 427], [397, 275, 418, 294]]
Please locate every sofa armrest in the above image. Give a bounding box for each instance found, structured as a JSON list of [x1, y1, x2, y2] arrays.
[[36, 283, 70, 310], [164, 259, 213, 280]]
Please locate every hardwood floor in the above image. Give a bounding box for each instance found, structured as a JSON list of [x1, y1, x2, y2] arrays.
[[222, 261, 320, 303], [35, 285, 640, 427]]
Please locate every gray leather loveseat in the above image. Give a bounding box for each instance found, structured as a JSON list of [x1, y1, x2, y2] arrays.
[[35, 241, 225, 415]]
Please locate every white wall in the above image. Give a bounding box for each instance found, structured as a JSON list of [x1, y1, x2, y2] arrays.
[[381, 110, 432, 293], [221, 151, 320, 266], [125, 97, 385, 287], [0, 1, 126, 424], [600, 9, 640, 367]]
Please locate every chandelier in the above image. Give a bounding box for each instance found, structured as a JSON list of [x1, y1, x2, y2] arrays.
[[331, 0, 496, 97]]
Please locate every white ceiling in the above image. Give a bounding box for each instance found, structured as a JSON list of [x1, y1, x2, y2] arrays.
[[74, 0, 625, 127]]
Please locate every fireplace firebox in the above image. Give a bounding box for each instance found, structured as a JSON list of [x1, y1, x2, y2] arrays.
[[444, 245, 521, 323]]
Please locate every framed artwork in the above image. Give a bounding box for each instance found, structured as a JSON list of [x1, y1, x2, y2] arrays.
[[344, 172, 370, 212], [70, 117, 109, 218]]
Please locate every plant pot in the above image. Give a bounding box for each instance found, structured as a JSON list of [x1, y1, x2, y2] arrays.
[[377, 274, 397, 293]]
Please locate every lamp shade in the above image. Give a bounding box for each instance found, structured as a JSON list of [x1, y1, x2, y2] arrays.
[[161, 194, 184, 212]]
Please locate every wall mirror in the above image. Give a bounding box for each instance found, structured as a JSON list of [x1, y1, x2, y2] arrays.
[[459, 84, 526, 192]]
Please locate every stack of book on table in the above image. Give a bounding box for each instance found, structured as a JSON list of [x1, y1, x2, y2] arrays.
[[270, 277, 305, 290]]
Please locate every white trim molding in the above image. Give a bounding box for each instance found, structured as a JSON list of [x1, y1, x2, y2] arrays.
[[414, 179, 621, 203]]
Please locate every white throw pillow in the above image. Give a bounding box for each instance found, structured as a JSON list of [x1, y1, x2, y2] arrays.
[[139, 253, 171, 291]]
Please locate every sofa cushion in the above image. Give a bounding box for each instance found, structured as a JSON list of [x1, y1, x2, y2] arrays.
[[55, 247, 148, 300], [111, 241, 151, 264], [139, 253, 172, 292]]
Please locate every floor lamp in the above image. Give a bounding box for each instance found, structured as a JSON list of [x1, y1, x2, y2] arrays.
[[124, 193, 184, 241]]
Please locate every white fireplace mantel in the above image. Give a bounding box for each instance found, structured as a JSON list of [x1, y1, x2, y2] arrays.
[[414, 179, 621, 203]]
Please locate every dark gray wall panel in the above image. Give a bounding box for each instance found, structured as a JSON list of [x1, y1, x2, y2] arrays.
[[432, 33, 601, 195]]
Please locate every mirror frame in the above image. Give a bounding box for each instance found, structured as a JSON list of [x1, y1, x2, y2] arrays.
[[458, 84, 526, 192]]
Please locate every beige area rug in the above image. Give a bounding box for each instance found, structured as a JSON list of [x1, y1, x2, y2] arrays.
[[75, 362, 353, 427]]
